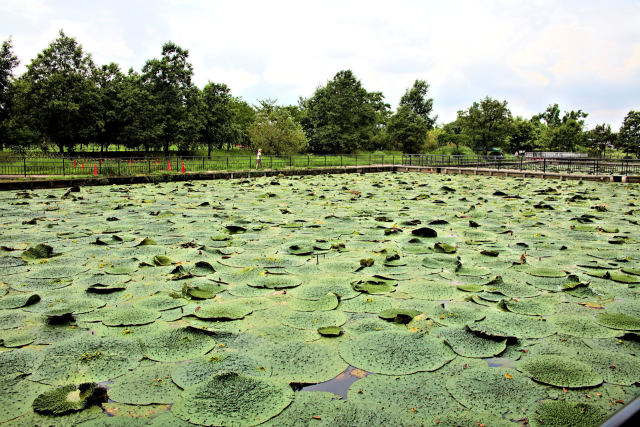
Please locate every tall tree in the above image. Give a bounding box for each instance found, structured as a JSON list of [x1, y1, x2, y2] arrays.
[[229, 97, 256, 149], [585, 123, 615, 157], [387, 105, 428, 153], [0, 38, 19, 150], [533, 105, 588, 152], [617, 111, 640, 157], [118, 69, 163, 151], [248, 107, 308, 155], [509, 116, 537, 153], [305, 70, 389, 154], [20, 30, 99, 153], [94, 63, 125, 153], [142, 42, 195, 154], [457, 97, 512, 154], [399, 79, 436, 129]]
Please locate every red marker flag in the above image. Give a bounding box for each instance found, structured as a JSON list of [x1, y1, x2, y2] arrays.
[[73, 159, 77, 167], [181, 162, 185, 174], [93, 164, 98, 175], [167, 161, 171, 171]]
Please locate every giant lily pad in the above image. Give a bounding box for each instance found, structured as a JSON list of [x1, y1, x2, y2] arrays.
[[339, 330, 455, 375], [108, 365, 181, 405], [30, 335, 142, 385], [438, 327, 507, 358], [532, 400, 608, 427], [172, 373, 293, 426], [446, 367, 545, 419], [139, 327, 216, 362], [517, 355, 603, 388]]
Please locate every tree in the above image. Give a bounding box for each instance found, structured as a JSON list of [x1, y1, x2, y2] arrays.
[[585, 123, 615, 157], [457, 97, 512, 154], [142, 42, 195, 154], [0, 38, 19, 150], [229, 97, 256, 148], [617, 111, 640, 157], [437, 120, 470, 152], [118, 69, 163, 151], [20, 30, 99, 153], [94, 63, 125, 153], [509, 117, 537, 153], [201, 82, 234, 155], [248, 108, 308, 155], [533, 105, 588, 152], [399, 79, 436, 129], [305, 70, 389, 153], [387, 105, 428, 153]]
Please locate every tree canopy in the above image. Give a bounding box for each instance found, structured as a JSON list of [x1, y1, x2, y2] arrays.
[[304, 70, 389, 154]]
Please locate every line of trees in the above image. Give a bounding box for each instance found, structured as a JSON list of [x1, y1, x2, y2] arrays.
[[1, 31, 639, 157]]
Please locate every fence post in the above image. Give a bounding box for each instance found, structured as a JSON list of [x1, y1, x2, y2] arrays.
[[382, 155, 384, 166], [118, 158, 120, 175], [355, 154, 357, 167], [202, 156, 205, 170], [289, 156, 292, 168], [543, 158, 546, 174], [392, 155, 394, 166], [270, 156, 273, 170], [227, 156, 229, 170], [62, 157, 65, 176], [23, 156, 26, 177], [520, 156, 523, 171], [369, 153, 371, 165], [340, 155, 342, 167], [249, 157, 252, 169], [324, 155, 326, 168], [307, 155, 310, 168]]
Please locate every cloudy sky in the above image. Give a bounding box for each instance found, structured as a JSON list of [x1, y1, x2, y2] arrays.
[[2, 0, 639, 128]]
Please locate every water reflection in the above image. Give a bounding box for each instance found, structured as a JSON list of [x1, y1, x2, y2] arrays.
[[298, 366, 370, 399]]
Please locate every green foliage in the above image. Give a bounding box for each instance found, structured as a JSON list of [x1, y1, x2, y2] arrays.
[[457, 96, 512, 154], [172, 373, 293, 426], [142, 42, 196, 154], [387, 105, 429, 153], [533, 104, 588, 152], [0, 38, 20, 150], [399, 79, 436, 129], [248, 107, 308, 155], [18, 30, 99, 153], [585, 123, 615, 156], [305, 70, 389, 153], [617, 110, 640, 156], [201, 82, 235, 154], [509, 116, 537, 153], [117, 70, 163, 151]]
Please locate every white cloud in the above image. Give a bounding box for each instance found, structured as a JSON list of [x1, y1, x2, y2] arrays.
[[2, 0, 639, 127]]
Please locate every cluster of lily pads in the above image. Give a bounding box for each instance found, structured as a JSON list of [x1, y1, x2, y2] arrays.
[[1, 172, 639, 426]]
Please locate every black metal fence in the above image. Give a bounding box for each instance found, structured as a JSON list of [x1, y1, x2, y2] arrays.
[[1, 154, 639, 177], [401, 155, 640, 176]]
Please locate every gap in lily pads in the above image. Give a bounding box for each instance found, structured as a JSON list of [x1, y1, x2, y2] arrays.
[[296, 365, 371, 399]]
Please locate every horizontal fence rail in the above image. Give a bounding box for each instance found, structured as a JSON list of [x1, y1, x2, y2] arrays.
[[0, 154, 639, 177]]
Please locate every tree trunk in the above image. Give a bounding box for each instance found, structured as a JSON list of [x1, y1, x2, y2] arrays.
[[207, 142, 212, 159]]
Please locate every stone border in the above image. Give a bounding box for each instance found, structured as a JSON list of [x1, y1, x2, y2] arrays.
[[0, 164, 638, 191], [0, 165, 395, 191]]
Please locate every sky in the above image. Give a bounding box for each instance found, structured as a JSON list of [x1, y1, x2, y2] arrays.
[[1, 0, 639, 128]]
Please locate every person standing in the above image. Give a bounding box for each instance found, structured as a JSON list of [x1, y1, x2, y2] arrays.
[[256, 148, 263, 169]]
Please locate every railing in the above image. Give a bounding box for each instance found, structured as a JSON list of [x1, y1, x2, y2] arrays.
[[400, 155, 640, 176], [1, 154, 639, 177], [0, 153, 399, 177]]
